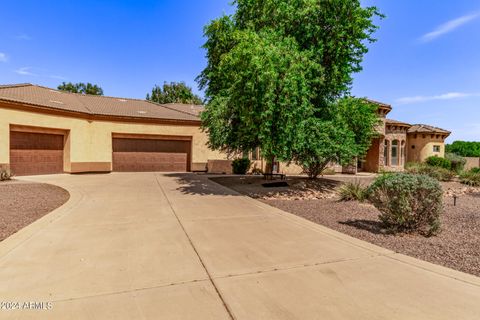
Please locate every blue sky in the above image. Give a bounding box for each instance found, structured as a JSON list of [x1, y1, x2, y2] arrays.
[[0, 1, 479, 142]]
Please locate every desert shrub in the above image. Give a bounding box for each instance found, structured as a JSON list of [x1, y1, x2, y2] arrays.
[[460, 170, 480, 187], [0, 168, 13, 181], [469, 167, 480, 174], [445, 153, 466, 173], [404, 162, 422, 172], [425, 156, 451, 170], [321, 168, 336, 175], [405, 163, 454, 182], [368, 173, 443, 236], [338, 181, 368, 202], [232, 158, 251, 174]]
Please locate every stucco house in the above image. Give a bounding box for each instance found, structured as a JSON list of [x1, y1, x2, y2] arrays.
[[358, 100, 451, 173], [242, 99, 451, 174], [0, 84, 449, 176]]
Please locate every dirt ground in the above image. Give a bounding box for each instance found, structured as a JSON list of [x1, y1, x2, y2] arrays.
[[211, 175, 480, 277], [0, 180, 70, 241], [209, 174, 375, 200]]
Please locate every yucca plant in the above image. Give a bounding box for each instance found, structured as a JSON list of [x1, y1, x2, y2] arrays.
[[338, 181, 368, 202]]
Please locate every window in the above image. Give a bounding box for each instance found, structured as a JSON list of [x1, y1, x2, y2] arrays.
[[401, 141, 406, 165], [384, 140, 389, 166], [391, 140, 399, 166], [433, 145, 441, 152], [251, 147, 259, 161]]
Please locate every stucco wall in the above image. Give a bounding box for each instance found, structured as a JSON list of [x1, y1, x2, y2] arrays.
[[0, 106, 227, 172], [363, 138, 381, 172], [406, 134, 446, 163], [465, 157, 480, 170]]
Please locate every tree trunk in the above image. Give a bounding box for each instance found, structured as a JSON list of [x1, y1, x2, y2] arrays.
[[266, 155, 276, 174]]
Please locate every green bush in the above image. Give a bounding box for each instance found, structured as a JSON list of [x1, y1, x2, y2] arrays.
[[446, 141, 480, 157], [425, 156, 452, 170], [338, 181, 368, 202], [405, 162, 455, 182], [0, 168, 13, 181], [232, 158, 251, 174], [469, 167, 480, 174], [445, 153, 466, 173], [368, 173, 443, 236], [460, 170, 480, 187]]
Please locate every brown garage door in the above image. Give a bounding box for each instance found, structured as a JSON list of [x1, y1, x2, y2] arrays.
[[112, 137, 191, 172], [10, 131, 65, 176]]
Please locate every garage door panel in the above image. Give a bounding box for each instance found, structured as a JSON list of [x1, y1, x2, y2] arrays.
[[113, 138, 190, 154], [10, 132, 64, 150], [10, 150, 64, 176], [10, 132, 64, 176], [112, 152, 188, 172]]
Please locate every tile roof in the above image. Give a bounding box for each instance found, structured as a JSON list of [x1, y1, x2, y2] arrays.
[[161, 103, 205, 117], [364, 98, 392, 109], [0, 84, 200, 122], [385, 119, 412, 127], [408, 124, 451, 135]]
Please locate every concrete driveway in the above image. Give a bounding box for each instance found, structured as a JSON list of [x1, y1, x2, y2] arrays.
[[1, 173, 479, 319]]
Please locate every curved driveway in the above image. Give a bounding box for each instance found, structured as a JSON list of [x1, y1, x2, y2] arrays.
[[1, 173, 480, 319]]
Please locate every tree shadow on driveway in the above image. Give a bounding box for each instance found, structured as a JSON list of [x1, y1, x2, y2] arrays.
[[162, 173, 241, 196]]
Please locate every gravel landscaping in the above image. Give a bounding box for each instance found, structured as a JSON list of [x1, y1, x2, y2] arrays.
[[0, 180, 70, 241], [212, 175, 480, 277]]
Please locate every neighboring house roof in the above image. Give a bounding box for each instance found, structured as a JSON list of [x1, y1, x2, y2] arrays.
[[162, 103, 204, 117], [0, 83, 200, 122], [408, 124, 451, 135], [385, 119, 412, 127]]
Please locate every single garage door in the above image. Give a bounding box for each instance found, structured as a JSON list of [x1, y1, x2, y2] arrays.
[[10, 131, 65, 176], [112, 137, 191, 172]]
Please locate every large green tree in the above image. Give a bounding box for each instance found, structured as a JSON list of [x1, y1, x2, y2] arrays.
[[58, 82, 104, 95], [446, 141, 480, 157], [146, 82, 203, 105], [292, 98, 380, 178], [198, 0, 382, 177]]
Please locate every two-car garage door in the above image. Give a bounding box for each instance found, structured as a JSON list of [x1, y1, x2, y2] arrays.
[[112, 136, 191, 172]]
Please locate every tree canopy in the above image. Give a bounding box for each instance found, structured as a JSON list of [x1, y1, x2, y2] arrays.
[[146, 82, 203, 105], [198, 0, 382, 178], [446, 141, 480, 157], [58, 82, 104, 95]]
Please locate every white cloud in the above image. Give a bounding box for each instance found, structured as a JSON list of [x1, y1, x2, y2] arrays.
[[0, 53, 7, 62], [14, 67, 66, 79], [396, 92, 478, 105], [420, 12, 480, 42], [15, 67, 37, 76]]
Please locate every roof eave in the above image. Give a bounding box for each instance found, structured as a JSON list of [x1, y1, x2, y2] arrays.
[[0, 98, 201, 126]]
